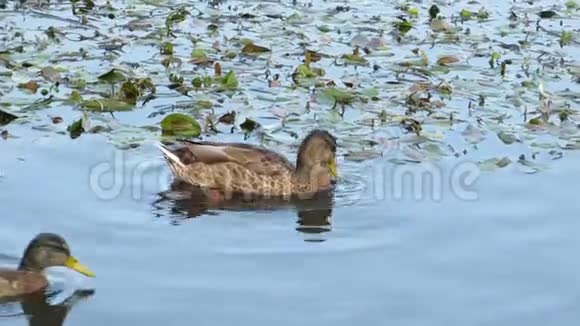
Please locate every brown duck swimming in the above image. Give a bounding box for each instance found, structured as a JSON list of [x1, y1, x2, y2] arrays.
[[157, 129, 338, 200], [0, 233, 95, 300]]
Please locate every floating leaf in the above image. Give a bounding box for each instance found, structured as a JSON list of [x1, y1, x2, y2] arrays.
[[218, 111, 236, 124], [161, 113, 201, 137], [165, 7, 189, 35], [342, 50, 367, 65], [321, 87, 357, 106], [0, 109, 18, 126], [221, 70, 239, 90], [241, 42, 271, 55], [67, 111, 90, 139], [161, 42, 174, 55], [81, 98, 134, 112], [305, 50, 322, 63], [539, 10, 558, 18], [40, 67, 61, 83], [407, 7, 419, 17], [477, 7, 490, 20], [97, 68, 127, 84], [191, 48, 211, 65], [18, 80, 39, 93], [68, 90, 83, 104], [240, 117, 259, 133], [560, 31, 574, 47], [119, 80, 140, 105], [460, 9, 472, 19], [497, 131, 519, 145], [294, 64, 317, 79], [479, 157, 512, 171], [437, 55, 459, 66], [192, 77, 203, 88], [394, 18, 413, 34]]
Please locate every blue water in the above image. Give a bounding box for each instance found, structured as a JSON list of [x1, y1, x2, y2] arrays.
[[2, 131, 580, 325]]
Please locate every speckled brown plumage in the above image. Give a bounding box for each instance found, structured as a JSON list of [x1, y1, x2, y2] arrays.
[[158, 129, 338, 199]]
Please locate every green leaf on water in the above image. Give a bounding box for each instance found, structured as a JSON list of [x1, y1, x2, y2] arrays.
[[489, 52, 501, 68], [192, 77, 203, 88], [321, 87, 357, 105], [68, 90, 83, 104], [240, 117, 259, 133], [119, 80, 139, 105], [196, 99, 213, 110], [0, 109, 18, 126], [160, 113, 201, 137], [539, 10, 558, 18], [294, 64, 317, 79], [161, 42, 174, 55], [241, 42, 271, 55], [342, 47, 367, 65], [460, 9, 472, 19], [407, 7, 419, 17], [221, 70, 239, 90], [67, 111, 90, 139], [191, 48, 210, 65], [497, 131, 519, 145], [477, 7, 490, 20], [81, 98, 134, 112], [358, 87, 379, 98], [394, 18, 413, 34], [479, 157, 512, 171], [97, 68, 127, 84], [165, 7, 189, 35], [560, 31, 574, 47]]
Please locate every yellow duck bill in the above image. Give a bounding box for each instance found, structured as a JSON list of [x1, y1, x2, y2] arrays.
[[327, 160, 338, 177], [65, 256, 96, 278]]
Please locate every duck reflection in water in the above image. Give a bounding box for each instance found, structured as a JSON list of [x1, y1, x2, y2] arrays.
[[153, 180, 335, 236], [0, 289, 94, 326]]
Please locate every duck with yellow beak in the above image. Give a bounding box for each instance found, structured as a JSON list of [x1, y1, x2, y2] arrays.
[[0, 233, 95, 300], [157, 129, 339, 200]]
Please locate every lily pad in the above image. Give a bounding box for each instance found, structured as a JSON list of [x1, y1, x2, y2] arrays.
[[160, 113, 201, 137], [81, 98, 134, 112], [479, 157, 512, 171], [240, 117, 259, 133], [241, 42, 271, 55]]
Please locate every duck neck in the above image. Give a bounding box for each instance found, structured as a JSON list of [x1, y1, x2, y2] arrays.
[[18, 257, 40, 272], [294, 164, 331, 192]]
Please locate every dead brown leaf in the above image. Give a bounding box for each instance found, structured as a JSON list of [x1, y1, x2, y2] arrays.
[[18, 80, 39, 93]]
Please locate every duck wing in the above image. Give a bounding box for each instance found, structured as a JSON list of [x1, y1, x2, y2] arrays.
[[160, 140, 295, 176]]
